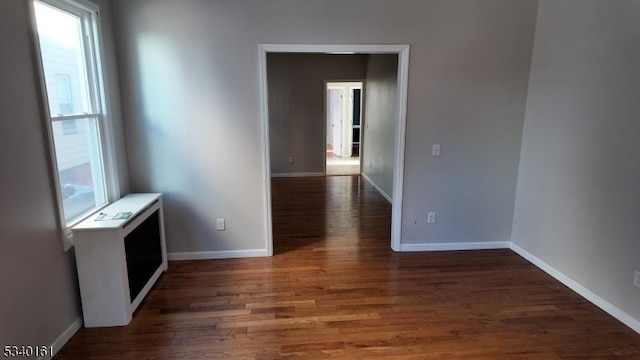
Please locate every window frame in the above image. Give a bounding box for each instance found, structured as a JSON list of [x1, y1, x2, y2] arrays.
[[29, 0, 120, 251]]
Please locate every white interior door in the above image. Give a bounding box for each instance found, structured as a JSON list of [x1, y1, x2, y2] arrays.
[[327, 88, 344, 157], [341, 88, 354, 158], [327, 83, 364, 159]]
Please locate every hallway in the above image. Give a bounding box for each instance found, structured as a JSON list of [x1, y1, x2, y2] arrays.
[[272, 176, 389, 254], [325, 145, 360, 176]]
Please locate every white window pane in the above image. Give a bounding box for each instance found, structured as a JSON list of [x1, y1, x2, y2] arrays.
[[33, 0, 114, 231], [34, 2, 92, 116], [52, 118, 107, 222]]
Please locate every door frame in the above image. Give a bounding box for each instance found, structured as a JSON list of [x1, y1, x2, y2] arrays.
[[259, 44, 410, 255]]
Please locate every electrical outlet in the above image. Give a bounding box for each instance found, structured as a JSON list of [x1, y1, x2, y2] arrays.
[[634, 271, 640, 288], [427, 212, 436, 224], [216, 219, 225, 231], [369, 161, 372, 169], [432, 144, 441, 157], [288, 156, 294, 164]]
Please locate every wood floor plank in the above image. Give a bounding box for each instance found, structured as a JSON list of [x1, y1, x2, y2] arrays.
[[54, 176, 639, 359]]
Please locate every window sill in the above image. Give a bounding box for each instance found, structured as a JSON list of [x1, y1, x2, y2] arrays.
[[63, 202, 111, 251]]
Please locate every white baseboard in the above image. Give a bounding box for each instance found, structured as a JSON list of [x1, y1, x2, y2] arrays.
[[40, 316, 83, 359], [510, 242, 640, 334], [361, 172, 392, 203], [271, 172, 324, 178], [400, 241, 510, 252], [168, 249, 268, 260]]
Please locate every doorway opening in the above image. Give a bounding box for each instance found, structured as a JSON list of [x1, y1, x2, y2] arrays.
[[326, 82, 362, 176], [259, 44, 410, 255]]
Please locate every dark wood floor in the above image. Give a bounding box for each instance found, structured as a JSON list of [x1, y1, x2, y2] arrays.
[[56, 176, 639, 359]]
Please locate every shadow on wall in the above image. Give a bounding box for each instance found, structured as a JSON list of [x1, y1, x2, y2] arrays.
[[131, 34, 248, 253]]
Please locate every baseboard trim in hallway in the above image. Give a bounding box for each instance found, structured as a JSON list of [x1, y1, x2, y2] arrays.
[[271, 172, 324, 178], [361, 172, 392, 203], [400, 241, 510, 252], [510, 242, 640, 334], [42, 316, 82, 360], [168, 249, 268, 260], [399, 240, 640, 334]]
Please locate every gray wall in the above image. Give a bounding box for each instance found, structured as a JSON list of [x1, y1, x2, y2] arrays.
[[512, 0, 640, 321], [0, 0, 129, 350], [113, 0, 538, 253], [267, 54, 367, 175], [362, 55, 398, 199], [99, 0, 131, 196]]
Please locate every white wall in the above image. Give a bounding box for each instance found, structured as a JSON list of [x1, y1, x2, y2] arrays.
[[112, 0, 538, 254], [0, 0, 129, 350], [267, 53, 367, 175], [512, 0, 640, 323], [362, 54, 398, 199]]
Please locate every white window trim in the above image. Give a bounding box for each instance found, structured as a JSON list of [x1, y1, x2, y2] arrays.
[[29, 0, 120, 251]]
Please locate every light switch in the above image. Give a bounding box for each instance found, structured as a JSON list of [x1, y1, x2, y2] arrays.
[[432, 144, 441, 157], [216, 219, 225, 231]]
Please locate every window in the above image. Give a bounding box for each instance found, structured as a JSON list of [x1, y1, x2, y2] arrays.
[[55, 74, 74, 115], [32, 0, 117, 248], [55, 74, 79, 134]]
